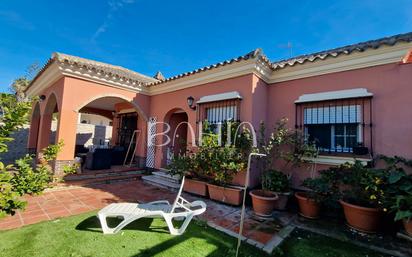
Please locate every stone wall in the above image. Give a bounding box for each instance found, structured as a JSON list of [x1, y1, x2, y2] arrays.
[[0, 125, 31, 165], [0, 122, 113, 164]]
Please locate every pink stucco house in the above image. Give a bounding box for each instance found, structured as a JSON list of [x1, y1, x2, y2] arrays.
[[25, 32, 412, 185]]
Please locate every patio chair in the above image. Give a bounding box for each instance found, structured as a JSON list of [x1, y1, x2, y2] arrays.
[[97, 177, 207, 235]]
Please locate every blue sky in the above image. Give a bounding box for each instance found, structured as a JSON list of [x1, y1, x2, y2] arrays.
[[0, 0, 411, 92]]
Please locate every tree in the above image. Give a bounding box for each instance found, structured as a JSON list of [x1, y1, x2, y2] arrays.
[[0, 63, 60, 218]]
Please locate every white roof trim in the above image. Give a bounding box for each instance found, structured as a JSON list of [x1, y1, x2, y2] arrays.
[[295, 88, 373, 103], [196, 91, 242, 104]]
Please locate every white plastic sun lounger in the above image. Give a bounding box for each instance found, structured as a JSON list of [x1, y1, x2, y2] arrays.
[[98, 177, 207, 235]]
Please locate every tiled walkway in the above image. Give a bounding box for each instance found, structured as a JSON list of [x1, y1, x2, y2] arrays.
[[0, 180, 294, 248]]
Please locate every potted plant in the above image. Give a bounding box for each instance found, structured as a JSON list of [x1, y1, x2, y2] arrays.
[[250, 169, 287, 216], [168, 151, 209, 197], [339, 161, 387, 233], [295, 177, 325, 219], [254, 119, 318, 215], [250, 170, 290, 216], [206, 145, 246, 206], [222, 121, 254, 187]]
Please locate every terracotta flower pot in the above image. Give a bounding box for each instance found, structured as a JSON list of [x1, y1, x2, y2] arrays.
[[207, 183, 243, 206], [183, 178, 208, 197], [340, 200, 382, 233], [273, 192, 291, 211], [231, 171, 246, 187], [249, 190, 279, 217], [403, 219, 412, 236], [295, 192, 320, 219]]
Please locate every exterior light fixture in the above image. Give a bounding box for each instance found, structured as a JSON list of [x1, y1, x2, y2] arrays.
[[39, 95, 46, 102], [187, 96, 196, 110]]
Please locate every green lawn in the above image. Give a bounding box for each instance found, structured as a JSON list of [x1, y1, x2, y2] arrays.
[[277, 229, 389, 257], [0, 212, 389, 257], [0, 212, 266, 257]]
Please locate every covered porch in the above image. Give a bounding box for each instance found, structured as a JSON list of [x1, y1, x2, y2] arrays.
[[25, 53, 156, 175]]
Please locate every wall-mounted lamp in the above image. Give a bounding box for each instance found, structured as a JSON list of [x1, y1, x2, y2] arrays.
[[39, 95, 46, 102], [187, 96, 196, 110]]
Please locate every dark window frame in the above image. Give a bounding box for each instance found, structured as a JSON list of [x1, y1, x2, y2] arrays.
[[295, 96, 373, 156]]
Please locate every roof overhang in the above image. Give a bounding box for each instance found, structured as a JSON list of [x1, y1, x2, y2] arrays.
[[26, 59, 151, 98], [269, 42, 412, 84]]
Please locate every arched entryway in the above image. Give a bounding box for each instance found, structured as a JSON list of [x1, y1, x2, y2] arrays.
[[27, 102, 41, 153], [74, 96, 146, 170], [162, 108, 189, 167], [37, 93, 59, 151]]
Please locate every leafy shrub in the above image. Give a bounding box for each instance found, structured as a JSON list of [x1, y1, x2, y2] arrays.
[[11, 155, 52, 195], [168, 152, 193, 178], [62, 163, 80, 175], [302, 176, 333, 203], [378, 156, 412, 221], [41, 141, 64, 162], [0, 163, 26, 217], [261, 169, 290, 192], [339, 161, 389, 208]]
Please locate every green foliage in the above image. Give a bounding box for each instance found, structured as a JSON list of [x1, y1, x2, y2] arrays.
[[378, 156, 412, 221], [258, 118, 317, 193], [302, 176, 334, 203], [168, 120, 250, 186], [0, 93, 32, 153], [209, 145, 245, 186], [258, 118, 317, 170], [11, 155, 52, 195], [62, 163, 80, 175], [338, 161, 389, 208], [307, 156, 412, 214], [0, 92, 33, 217], [42, 141, 64, 162], [167, 152, 193, 177], [261, 169, 290, 192], [0, 163, 26, 217], [308, 161, 389, 208]]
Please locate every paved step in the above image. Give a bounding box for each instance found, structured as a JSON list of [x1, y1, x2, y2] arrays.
[[151, 171, 180, 183], [142, 175, 181, 191], [64, 173, 143, 186], [64, 169, 144, 181]]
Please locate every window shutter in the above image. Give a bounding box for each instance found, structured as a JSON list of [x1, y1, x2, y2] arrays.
[[304, 105, 361, 124]]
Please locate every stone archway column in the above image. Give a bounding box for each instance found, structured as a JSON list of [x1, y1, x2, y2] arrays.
[[36, 114, 53, 153]]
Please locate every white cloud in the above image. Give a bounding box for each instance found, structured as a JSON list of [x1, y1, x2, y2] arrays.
[[92, 0, 135, 41]]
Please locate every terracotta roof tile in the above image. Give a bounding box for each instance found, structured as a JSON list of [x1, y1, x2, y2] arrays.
[[270, 31, 412, 69]]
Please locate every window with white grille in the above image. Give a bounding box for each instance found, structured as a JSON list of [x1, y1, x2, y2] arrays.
[[206, 105, 237, 124], [303, 105, 362, 153]]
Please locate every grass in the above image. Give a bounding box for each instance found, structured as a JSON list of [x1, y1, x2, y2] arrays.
[[275, 229, 389, 257], [0, 212, 267, 257], [0, 212, 390, 257]]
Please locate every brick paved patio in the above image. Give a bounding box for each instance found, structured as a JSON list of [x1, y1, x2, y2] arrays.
[[0, 180, 294, 247]]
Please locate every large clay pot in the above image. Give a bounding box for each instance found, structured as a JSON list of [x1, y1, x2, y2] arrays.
[[295, 192, 320, 219], [273, 192, 291, 211], [183, 178, 208, 197], [249, 190, 279, 216], [340, 200, 382, 233], [207, 184, 243, 206], [403, 219, 412, 236]]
